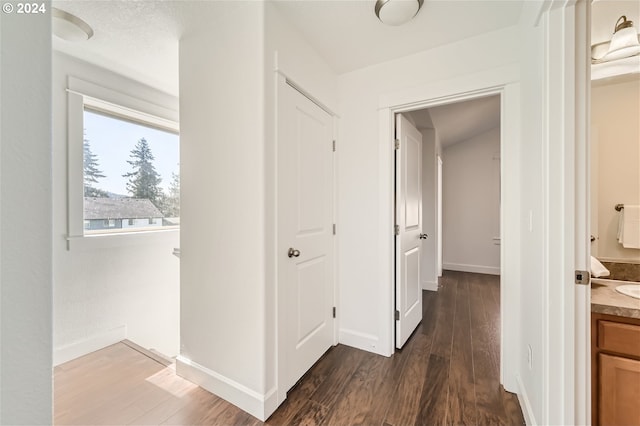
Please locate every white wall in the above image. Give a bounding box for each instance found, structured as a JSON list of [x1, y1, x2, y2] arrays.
[[0, 7, 52, 424], [335, 12, 577, 422], [420, 127, 438, 290], [442, 126, 501, 275], [52, 52, 180, 364], [178, 2, 338, 419], [337, 26, 520, 356], [178, 1, 266, 415], [591, 77, 640, 262], [515, 2, 546, 422]]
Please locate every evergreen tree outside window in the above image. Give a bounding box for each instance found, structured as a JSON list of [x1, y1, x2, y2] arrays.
[[123, 137, 163, 205], [83, 138, 107, 198]]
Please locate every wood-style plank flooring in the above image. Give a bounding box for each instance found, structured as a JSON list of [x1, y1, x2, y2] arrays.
[[54, 271, 524, 425]]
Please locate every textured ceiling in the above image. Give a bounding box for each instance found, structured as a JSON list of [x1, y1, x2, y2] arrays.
[[52, 1, 638, 98], [52, 0, 525, 96], [52, 0, 233, 96]]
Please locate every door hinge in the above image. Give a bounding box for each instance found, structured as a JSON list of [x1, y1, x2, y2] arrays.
[[333, 223, 336, 235], [332, 307, 336, 318], [394, 224, 399, 235], [575, 270, 590, 285], [394, 139, 400, 150], [395, 310, 400, 321], [332, 140, 336, 152]]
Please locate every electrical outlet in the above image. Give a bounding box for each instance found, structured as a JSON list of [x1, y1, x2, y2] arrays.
[[527, 344, 533, 370]]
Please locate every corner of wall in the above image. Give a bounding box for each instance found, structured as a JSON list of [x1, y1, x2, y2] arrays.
[[176, 356, 277, 422], [53, 325, 127, 366]]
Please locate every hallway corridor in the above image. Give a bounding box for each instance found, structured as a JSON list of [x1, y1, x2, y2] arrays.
[[54, 271, 524, 425]]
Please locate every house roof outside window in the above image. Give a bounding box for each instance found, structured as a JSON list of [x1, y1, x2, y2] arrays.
[[84, 197, 163, 220]]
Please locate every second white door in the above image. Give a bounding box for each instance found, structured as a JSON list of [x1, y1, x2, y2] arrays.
[[395, 114, 423, 349]]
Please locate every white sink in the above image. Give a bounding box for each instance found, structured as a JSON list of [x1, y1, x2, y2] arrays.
[[615, 285, 640, 300]]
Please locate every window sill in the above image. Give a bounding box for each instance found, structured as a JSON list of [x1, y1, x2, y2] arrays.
[[66, 228, 179, 251]]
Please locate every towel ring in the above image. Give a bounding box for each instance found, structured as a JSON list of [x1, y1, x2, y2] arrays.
[[615, 204, 624, 212]]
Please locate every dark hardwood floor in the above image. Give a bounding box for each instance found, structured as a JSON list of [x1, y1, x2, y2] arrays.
[[54, 271, 524, 425]]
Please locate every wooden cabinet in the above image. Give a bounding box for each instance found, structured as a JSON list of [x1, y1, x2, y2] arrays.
[[592, 313, 640, 426], [599, 353, 640, 425]]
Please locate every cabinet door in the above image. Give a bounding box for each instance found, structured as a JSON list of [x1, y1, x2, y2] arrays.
[[600, 353, 640, 426]]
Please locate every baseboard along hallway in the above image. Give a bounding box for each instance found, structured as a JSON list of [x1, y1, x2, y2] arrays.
[[54, 271, 524, 425]]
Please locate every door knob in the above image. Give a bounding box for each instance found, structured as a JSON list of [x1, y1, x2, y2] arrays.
[[419, 234, 428, 240], [288, 248, 301, 258]]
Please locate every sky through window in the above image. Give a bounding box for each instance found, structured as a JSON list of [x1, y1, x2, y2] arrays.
[[84, 109, 179, 196]]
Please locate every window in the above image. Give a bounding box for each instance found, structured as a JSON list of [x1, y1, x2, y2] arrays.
[[67, 77, 179, 242], [82, 108, 179, 235]]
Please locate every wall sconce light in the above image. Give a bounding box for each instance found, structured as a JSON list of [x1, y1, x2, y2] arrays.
[[592, 16, 640, 63]]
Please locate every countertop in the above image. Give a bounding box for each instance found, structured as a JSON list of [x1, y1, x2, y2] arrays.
[[591, 280, 640, 319]]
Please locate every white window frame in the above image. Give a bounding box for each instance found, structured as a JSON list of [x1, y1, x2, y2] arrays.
[[66, 76, 179, 248]]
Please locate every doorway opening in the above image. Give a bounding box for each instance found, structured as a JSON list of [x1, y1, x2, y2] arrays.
[[393, 94, 501, 347], [380, 78, 520, 395], [390, 94, 522, 422]]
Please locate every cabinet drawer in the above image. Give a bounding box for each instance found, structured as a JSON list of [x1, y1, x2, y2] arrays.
[[598, 321, 640, 358]]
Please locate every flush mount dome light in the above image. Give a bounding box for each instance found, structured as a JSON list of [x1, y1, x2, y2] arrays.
[[52, 7, 93, 42], [592, 15, 640, 63], [375, 0, 424, 26]]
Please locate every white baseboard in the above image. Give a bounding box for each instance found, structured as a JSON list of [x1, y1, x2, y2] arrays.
[[176, 356, 277, 421], [53, 325, 127, 366], [338, 328, 384, 355], [443, 262, 500, 275], [516, 374, 536, 425], [422, 280, 438, 291]]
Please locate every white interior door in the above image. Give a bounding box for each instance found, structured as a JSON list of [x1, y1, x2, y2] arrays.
[[279, 82, 334, 391], [395, 114, 423, 349]]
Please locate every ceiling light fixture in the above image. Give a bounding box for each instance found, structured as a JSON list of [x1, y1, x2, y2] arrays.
[[592, 15, 640, 63], [375, 0, 423, 26], [52, 7, 94, 42]]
